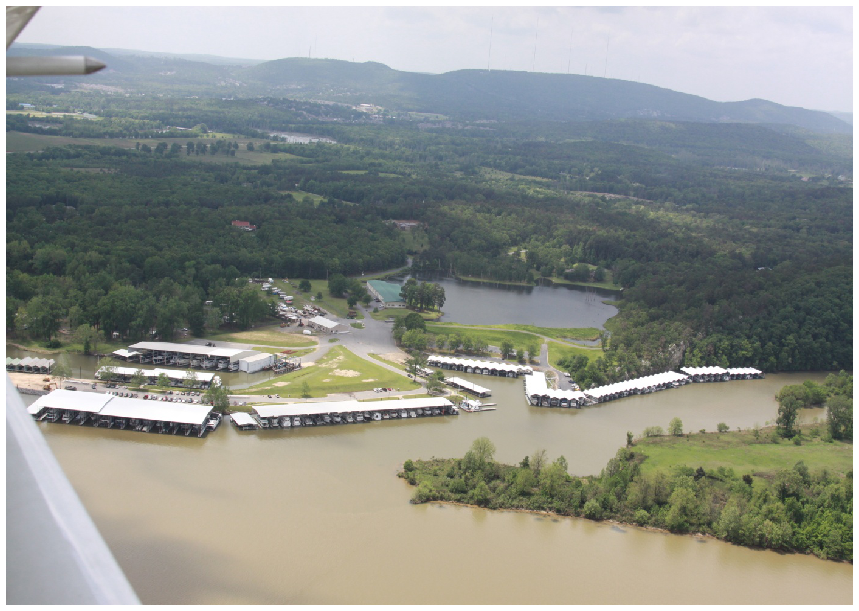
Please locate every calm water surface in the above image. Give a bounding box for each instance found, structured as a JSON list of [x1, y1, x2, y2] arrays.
[[33, 372, 851, 604], [387, 274, 619, 328]]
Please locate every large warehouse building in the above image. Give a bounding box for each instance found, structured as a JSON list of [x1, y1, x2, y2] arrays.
[[120, 342, 271, 373]]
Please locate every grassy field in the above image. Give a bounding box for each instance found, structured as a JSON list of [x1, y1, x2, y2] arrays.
[[426, 324, 541, 356], [209, 328, 318, 348], [369, 308, 442, 322], [546, 341, 602, 368], [367, 352, 407, 370], [243, 346, 420, 397], [635, 425, 853, 477], [433, 322, 600, 342]]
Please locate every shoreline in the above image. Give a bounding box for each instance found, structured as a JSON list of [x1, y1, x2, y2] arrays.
[[411, 498, 851, 564]]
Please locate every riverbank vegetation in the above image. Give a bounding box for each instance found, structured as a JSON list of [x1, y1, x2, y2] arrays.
[[400, 433, 853, 562]]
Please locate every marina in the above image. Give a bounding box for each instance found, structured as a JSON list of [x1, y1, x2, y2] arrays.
[[444, 376, 491, 397], [96, 366, 221, 389], [6, 356, 55, 374], [27, 389, 221, 437]]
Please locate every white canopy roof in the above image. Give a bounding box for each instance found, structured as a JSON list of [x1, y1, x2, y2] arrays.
[[585, 371, 688, 399], [680, 366, 728, 375], [230, 412, 258, 427], [308, 316, 343, 330], [523, 372, 588, 403], [427, 355, 532, 374], [29, 389, 112, 415], [446, 377, 491, 395], [128, 342, 253, 359], [112, 349, 141, 359], [253, 397, 452, 418], [29, 390, 212, 424], [727, 368, 762, 375], [96, 366, 220, 383]]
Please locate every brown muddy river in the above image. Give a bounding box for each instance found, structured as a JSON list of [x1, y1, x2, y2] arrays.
[[32, 372, 851, 604]]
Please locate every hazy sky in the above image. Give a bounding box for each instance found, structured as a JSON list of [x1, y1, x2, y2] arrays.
[[15, 5, 853, 112]]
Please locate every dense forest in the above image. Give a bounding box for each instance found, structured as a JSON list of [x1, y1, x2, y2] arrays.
[[5, 57, 852, 376]]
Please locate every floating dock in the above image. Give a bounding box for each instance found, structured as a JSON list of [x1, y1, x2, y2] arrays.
[[427, 355, 532, 377], [681, 367, 764, 382], [241, 397, 457, 430], [445, 376, 491, 397], [28, 389, 221, 437], [524, 372, 588, 407]]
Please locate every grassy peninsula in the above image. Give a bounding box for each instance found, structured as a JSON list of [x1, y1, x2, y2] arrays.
[[400, 432, 853, 562]]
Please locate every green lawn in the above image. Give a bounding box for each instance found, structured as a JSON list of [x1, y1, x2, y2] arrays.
[[635, 426, 853, 477], [369, 308, 442, 322], [433, 322, 600, 342], [426, 324, 540, 355], [367, 352, 407, 370], [209, 328, 317, 348], [546, 341, 602, 368], [242, 346, 420, 397]]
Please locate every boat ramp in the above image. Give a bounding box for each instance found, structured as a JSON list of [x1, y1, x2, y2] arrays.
[[233, 397, 458, 430], [28, 389, 221, 437]]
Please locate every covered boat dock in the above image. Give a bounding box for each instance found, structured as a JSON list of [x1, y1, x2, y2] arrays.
[[444, 376, 491, 397], [523, 372, 588, 407], [427, 355, 531, 377], [680, 366, 730, 382], [7, 356, 55, 374], [96, 366, 220, 389], [28, 389, 218, 437], [125, 342, 260, 372], [248, 397, 457, 429]]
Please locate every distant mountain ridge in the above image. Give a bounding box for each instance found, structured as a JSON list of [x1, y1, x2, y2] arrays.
[[7, 45, 851, 134]]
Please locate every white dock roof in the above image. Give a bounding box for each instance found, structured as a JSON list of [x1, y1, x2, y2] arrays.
[[680, 366, 728, 375], [727, 368, 762, 375], [230, 412, 258, 427], [29, 390, 212, 424], [96, 366, 220, 383], [523, 372, 588, 403], [446, 376, 491, 395], [29, 389, 112, 415], [128, 342, 253, 359], [428, 355, 532, 374], [253, 397, 453, 419]]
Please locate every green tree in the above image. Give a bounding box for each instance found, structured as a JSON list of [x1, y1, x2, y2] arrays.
[[826, 395, 852, 441], [298, 279, 312, 292], [717, 422, 730, 433], [204, 383, 230, 411], [777, 395, 800, 438], [156, 372, 171, 393], [184, 369, 198, 389], [75, 324, 103, 356], [52, 353, 72, 386], [131, 369, 146, 389], [301, 381, 312, 398], [500, 339, 515, 359], [403, 312, 426, 331], [470, 437, 496, 464], [669, 417, 684, 436]]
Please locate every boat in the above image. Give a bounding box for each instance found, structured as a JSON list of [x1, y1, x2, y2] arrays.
[[416, 408, 424, 416], [190, 358, 201, 367], [363, 411, 372, 421], [303, 416, 314, 426], [372, 412, 382, 421], [203, 359, 216, 369], [293, 417, 302, 427], [176, 358, 190, 367], [345, 414, 355, 424], [382, 412, 390, 419], [408, 410, 416, 418], [355, 414, 364, 423], [399, 410, 408, 418], [332, 414, 342, 424], [322, 415, 332, 425], [61, 411, 73, 423], [432, 408, 441, 416], [230, 362, 239, 371]]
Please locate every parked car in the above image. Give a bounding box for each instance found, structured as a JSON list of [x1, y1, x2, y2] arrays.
[[64, 385, 77, 391]]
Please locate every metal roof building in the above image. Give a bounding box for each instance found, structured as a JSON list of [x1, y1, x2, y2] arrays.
[[253, 397, 454, 419], [366, 280, 406, 308]]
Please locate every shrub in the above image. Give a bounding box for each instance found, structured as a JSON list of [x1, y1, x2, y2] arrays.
[[717, 422, 730, 433], [633, 509, 650, 526], [583, 498, 603, 520]]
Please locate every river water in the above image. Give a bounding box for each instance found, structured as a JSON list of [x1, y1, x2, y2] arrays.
[[29, 371, 851, 604], [386, 274, 619, 328]]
